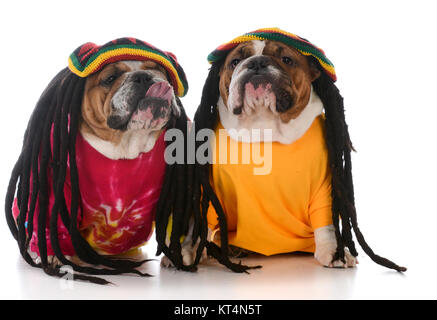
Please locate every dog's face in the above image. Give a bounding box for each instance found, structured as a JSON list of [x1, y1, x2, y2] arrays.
[[81, 60, 179, 142], [219, 40, 321, 123]]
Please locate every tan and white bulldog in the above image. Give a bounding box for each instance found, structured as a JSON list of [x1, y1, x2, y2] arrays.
[[206, 38, 357, 268], [38, 60, 197, 267], [8, 38, 199, 279]]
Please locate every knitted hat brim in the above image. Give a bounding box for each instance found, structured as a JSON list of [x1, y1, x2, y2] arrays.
[[68, 38, 188, 97], [207, 28, 336, 82]]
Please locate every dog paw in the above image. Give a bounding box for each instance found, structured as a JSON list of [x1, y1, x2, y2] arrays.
[[160, 245, 207, 268], [160, 255, 174, 268], [314, 224, 358, 268], [314, 246, 358, 268]]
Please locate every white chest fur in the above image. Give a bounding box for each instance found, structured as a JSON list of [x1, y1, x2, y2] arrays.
[[81, 129, 161, 160], [218, 86, 324, 144]]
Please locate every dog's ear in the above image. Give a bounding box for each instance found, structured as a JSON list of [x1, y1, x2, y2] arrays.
[[307, 56, 321, 82], [193, 61, 223, 130]]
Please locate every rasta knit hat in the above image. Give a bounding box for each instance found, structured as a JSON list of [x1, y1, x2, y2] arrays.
[[207, 27, 336, 82], [68, 37, 188, 97]]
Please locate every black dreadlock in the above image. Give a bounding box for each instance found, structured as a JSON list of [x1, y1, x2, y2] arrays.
[[312, 69, 406, 272], [154, 100, 200, 272], [191, 60, 261, 273], [192, 59, 406, 273], [5, 67, 195, 284]]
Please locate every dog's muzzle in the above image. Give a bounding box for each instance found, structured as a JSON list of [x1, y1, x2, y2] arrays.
[[232, 56, 294, 115], [107, 70, 174, 130]]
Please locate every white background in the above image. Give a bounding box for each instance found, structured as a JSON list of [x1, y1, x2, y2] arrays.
[[0, 0, 436, 300]]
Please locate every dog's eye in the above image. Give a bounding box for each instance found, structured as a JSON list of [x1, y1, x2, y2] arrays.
[[230, 58, 241, 69], [281, 56, 294, 65], [102, 74, 117, 86]]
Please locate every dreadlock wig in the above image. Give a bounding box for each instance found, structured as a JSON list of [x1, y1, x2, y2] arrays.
[[5, 37, 196, 284], [193, 28, 406, 272]]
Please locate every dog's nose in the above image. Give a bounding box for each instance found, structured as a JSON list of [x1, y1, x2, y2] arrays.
[[247, 56, 269, 72], [130, 71, 153, 86]]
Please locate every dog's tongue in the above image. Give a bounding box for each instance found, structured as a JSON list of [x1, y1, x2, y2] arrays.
[[145, 81, 173, 104]]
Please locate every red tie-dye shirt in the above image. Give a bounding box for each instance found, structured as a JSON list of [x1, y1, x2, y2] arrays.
[[13, 130, 167, 256]]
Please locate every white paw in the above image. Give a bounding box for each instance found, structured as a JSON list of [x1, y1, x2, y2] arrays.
[[161, 217, 207, 268], [315, 245, 358, 268], [181, 245, 197, 266], [314, 224, 358, 268], [160, 242, 207, 268], [160, 255, 174, 268]]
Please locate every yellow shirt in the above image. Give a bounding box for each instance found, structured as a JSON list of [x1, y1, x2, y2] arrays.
[[207, 115, 333, 255]]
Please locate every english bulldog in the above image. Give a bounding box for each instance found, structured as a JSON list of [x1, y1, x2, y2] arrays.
[[198, 29, 406, 273], [197, 29, 359, 269], [6, 38, 197, 282]]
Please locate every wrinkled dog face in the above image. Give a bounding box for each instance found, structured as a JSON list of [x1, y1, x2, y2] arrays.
[[82, 60, 179, 137], [220, 40, 321, 123]]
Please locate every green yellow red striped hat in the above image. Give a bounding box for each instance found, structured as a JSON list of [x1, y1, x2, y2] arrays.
[[68, 37, 188, 97], [207, 27, 336, 82]]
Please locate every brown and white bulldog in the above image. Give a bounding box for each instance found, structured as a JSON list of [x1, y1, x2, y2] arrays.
[[37, 60, 197, 268], [210, 39, 357, 268]]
